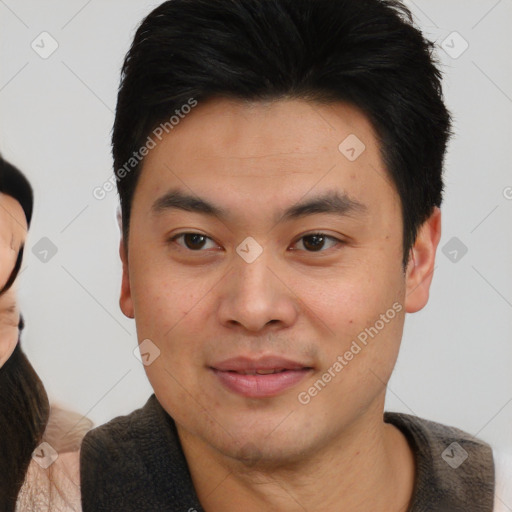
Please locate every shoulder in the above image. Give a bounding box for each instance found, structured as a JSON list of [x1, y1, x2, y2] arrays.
[[16, 451, 82, 511], [385, 411, 495, 460], [385, 411, 496, 509], [493, 448, 512, 512], [386, 412, 512, 511], [80, 394, 160, 454], [79, 395, 162, 476], [15, 404, 93, 512]]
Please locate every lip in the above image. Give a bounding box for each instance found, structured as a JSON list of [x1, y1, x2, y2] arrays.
[[210, 356, 313, 398]]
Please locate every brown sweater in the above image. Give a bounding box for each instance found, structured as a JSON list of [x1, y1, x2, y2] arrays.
[[80, 395, 495, 511]]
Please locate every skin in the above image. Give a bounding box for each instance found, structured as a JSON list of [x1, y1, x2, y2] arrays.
[[0, 192, 27, 367], [119, 97, 441, 512]]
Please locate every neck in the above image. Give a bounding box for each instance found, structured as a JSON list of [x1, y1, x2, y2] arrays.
[[176, 398, 416, 512]]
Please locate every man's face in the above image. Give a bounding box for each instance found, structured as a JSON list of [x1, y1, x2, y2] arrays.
[[120, 98, 429, 464]]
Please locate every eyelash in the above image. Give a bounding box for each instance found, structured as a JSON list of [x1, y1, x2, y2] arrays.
[[167, 232, 345, 254]]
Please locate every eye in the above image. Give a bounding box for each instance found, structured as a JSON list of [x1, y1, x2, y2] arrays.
[[291, 233, 343, 253], [168, 231, 344, 253], [169, 232, 219, 251]]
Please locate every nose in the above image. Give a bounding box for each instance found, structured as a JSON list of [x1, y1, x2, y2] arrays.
[[216, 244, 299, 334]]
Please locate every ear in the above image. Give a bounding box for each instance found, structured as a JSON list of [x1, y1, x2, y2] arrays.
[[404, 207, 442, 313], [0, 285, 20, 368], [116, 205, 122, 234], [119, 237, 134, 319]]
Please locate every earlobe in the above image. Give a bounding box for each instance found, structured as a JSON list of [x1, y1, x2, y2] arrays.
[[119, 237, 135, 319], [404, 207, 442, 313]]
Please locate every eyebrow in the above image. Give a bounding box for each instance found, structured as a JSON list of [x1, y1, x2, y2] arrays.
[[151, 187, 367, 224]]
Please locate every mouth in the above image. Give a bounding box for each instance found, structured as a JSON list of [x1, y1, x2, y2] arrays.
[[210, 356, 314, 398], [226, 368, 295, 375]]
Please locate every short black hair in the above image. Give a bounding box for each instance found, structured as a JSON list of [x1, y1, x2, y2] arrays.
[[112, 0, 452, 265]]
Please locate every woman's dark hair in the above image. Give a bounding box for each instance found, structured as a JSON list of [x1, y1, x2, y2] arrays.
[[0, 345, 50, 510], [112, 0, 452, 266], [0, 155, 50, 511]]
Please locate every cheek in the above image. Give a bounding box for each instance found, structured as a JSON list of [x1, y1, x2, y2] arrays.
[[294, 260, 405, 381], [129, 247, 195, 330], [299, 267, 401, 331], [130, 267, 216, 377], [139, 282, 207, 415]]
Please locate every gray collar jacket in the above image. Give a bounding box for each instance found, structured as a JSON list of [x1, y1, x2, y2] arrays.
[[79, 394, 496, 512]]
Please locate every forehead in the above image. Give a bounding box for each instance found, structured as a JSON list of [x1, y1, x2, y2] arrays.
[[143, 97, 379, 161], [132, 97, 397, 219]]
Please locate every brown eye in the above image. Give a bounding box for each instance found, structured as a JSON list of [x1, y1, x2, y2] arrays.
[[292, 233, 342, 252], [170, 233, 217, 251], [302, 234, 326, 251], [183, 233, 207, 250]]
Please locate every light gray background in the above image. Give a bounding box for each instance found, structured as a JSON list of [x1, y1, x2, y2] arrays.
[[1, 0, 511, 452]]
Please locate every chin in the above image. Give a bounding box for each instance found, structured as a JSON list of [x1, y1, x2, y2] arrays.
[[202, 420, 315, 470]]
